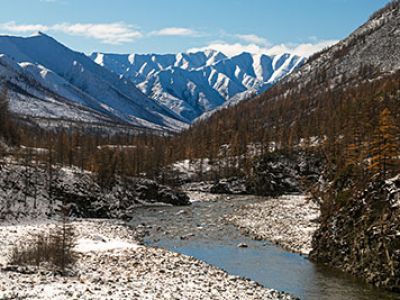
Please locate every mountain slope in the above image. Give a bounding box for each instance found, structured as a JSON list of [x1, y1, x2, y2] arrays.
[[90, 50, 304, 122], [282, 4, 400, 94], [185, 0, 400, 138], [0, 54, 118, 127], [168, 1, 400, 291], [0, 33, 187, 131]]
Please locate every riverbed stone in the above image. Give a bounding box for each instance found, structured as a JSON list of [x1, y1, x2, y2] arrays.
[[226, 195, 319, 255], [0, 220, 297, 300]]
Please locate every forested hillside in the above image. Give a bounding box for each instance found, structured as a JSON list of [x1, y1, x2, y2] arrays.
[[167, 2, 400, 290], [0, 0, 399, 292], [4, 1, 399, 185]]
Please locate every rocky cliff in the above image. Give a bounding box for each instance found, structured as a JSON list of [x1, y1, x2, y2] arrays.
[[310, 175, 400, 291]]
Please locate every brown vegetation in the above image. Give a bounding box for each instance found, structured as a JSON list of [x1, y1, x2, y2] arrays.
[[9, 213, 77, 274]]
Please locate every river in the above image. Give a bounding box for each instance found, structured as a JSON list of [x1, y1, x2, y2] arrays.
[[129, 195, 400, 300]]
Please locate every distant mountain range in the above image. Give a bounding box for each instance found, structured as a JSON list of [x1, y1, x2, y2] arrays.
[[90, 51, 305, 122], [0, 32, 304, 132], [0, 33, 187, 132]]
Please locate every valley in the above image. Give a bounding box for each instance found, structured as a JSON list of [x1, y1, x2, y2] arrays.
[[0, 1, 400, 299], [2, 191, 399, 299]]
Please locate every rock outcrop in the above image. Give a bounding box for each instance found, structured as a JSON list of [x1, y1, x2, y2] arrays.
[[245, 151, 323, 197], [0, 163, 190, 221], [310, 175, 400, 291]]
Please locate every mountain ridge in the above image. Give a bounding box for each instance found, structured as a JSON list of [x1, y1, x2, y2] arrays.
[[90, 50, 305, 122], [0, 33, 187, 132]]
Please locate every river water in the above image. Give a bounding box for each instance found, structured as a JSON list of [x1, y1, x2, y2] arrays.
[[129, 196, 400, 300]]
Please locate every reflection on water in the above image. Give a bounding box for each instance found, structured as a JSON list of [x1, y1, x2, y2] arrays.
[[131, 197, 400, 300]]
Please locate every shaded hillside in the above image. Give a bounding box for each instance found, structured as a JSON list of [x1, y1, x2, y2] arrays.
[[0, 162, 189, 221], [310, 173, 400, 291]]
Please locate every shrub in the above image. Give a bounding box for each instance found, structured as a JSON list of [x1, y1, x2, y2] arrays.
[[9, 221, 77, 274]]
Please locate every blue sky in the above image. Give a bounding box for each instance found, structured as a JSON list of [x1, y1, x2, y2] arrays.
[[0, 0, 390, 56]]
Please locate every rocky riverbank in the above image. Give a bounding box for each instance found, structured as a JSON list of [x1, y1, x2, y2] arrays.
[[225, 195, 320, 255], [0, 220, 297, 300], [310, 175, 400, 291], [0, 162, 190, 222]]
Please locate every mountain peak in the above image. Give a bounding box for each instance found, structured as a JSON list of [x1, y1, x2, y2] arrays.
[[29, 31, 53, 40], [91, 49, 304, 122], [231, 52, 254, 60], [0, 33, 187, 131]]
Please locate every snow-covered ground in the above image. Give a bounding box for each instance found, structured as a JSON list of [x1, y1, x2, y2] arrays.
[[0, 219, 296, 300], [226, 195, 320, 255]]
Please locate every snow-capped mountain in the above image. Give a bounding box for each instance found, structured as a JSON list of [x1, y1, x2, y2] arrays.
[[0, 33, 303, 131], [90, 50, 305, 122], [0, 33, 187, 132]]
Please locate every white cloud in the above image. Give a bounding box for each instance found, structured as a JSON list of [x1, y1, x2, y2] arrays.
[[150, 27, 198, 37], [189, 42, 265, 57], [0, 22, 49, 33], [0, 21, 338, 55], [53, 23, 142, 45], [267, 40, 338, 56], [0, 22, 198, 44], [189, 40, 338, 57], [0, 22, 142, 45], [235, 34, 269, 46]]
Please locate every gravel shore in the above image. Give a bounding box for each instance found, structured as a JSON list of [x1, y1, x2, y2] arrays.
[[225, 195, 319, 255], [0, 220, 297, 300]]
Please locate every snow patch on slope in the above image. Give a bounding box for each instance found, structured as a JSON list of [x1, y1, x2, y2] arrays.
[[91, 50, 305, 123], [0, 34, 187, 131]]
